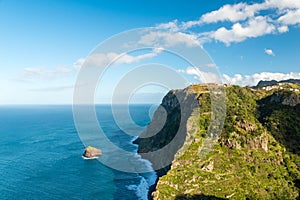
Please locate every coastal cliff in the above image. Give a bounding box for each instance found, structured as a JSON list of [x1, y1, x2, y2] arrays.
[[135, 83, 300, 199]]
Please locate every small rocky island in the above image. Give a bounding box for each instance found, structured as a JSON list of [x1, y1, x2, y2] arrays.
[[82, 146, 102, 159]]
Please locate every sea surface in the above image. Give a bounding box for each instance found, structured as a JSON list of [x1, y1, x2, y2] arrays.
[[0, 105, 157, 200]]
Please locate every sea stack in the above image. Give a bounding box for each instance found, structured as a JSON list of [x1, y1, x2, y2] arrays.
[[83, 146, 102, 158]]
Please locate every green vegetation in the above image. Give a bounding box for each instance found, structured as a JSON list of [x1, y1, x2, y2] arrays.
[[145, 84, 300, 200]]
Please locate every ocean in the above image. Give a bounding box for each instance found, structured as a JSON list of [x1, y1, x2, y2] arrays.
[[0, 105, 157, 200]]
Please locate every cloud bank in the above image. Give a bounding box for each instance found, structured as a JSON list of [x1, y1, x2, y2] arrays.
[[157, 0, 300, 45], [223, 72, 300, 86], [18, 66, 74, 81], [178, 67, 300, 86]]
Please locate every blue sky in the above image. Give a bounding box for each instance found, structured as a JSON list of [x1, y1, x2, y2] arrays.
[[0, 0, 300, 104]]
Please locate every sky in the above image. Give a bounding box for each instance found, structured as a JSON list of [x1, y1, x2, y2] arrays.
[[0, 0, 300, 104]]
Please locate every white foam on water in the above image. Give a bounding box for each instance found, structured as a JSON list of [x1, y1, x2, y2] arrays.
[[126, 176, 149, 200], [140, 158, 157, 186], [126, 158, 157, 200], [130, 136, 139, 144], [81, 156, 99, 160]]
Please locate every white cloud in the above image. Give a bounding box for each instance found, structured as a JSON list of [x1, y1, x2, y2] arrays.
[[210, 16, 275, 45], [29, 84, 77, 92], [181, 3, 263, 30], [200, 3, 258, 24], [138, 31, 201, 47], [264, 0, 300, 10], [181, 18, 202, 30], [278, 9, 300, 25], [156, 20, 180, 32], [155, 0, 300, 46], [277, 25, 289, 33], [74, 47, 163, 69], [178, 66, 221, 83], [205, 63, 217, 68], [185, 66, 201, 76], [73, 58, 85, 71], [115, 49, 161, 64], [181, 2, 267, 29], [176, 69, 185, 73], [182, 0, 300, 28], [18, 66, 74, 81], [264, 48, 275, 56], [223, 74, 243, 84], [223, 72, 300, 86]]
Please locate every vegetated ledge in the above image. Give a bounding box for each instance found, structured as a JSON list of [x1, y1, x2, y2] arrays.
[[134, 83, 300, 200]]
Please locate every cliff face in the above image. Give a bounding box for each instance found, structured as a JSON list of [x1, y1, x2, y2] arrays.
[[134, 87, 199, 176], [136, 84, 300, 200]]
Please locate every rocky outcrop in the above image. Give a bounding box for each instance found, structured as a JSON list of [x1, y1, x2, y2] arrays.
[[260, 91, 300, 106], [282, 93, 300, 106], [221, 126, 269, 152], [257, 80, 278, 87], [82, 146, 102, 158]]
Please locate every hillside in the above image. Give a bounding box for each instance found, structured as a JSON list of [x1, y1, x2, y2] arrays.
[[135, 84, 300, 200]]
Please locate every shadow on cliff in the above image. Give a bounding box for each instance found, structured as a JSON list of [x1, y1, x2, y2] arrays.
[[133, 88, 200, 199], [257, 91, 300, 155], [175, 194, 226, 200], [257, 91, 300, 198], [134, 89, 199, 172]]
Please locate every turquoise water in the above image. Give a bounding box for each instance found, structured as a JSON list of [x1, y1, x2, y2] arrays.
[[0, 105, 156, 200]]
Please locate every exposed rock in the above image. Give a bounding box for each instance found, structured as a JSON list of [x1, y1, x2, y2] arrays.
[[201, 161, 214, 172], [225, 193, 235, 198], [237, 120, 256, 132], [247, 132, 269, 152], [282, 93, 300, 106], [260, 133, 268, 152], [257, 80, 278, 87], [184, 188, 195, 194], [267, 92, 300, 106], [83, 146, 102, 158]]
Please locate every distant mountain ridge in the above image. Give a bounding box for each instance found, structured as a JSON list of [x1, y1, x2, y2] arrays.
[[257, 79, 300, 87]]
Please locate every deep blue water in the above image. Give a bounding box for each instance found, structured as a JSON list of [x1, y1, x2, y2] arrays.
[[0, 105, 157, 200]]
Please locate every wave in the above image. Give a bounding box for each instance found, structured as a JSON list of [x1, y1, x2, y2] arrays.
[[126, 176, 149, 200], [130, 136, 139, 145], [126, 158, 157, 200]]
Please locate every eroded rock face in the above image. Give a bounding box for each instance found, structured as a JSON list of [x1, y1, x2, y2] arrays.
[[237, 120, 257, 132], [282, 93, 300, 106], [222, 131, 268, 152], [248, 132, 269, 152], [268, 92, 300, 106]]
